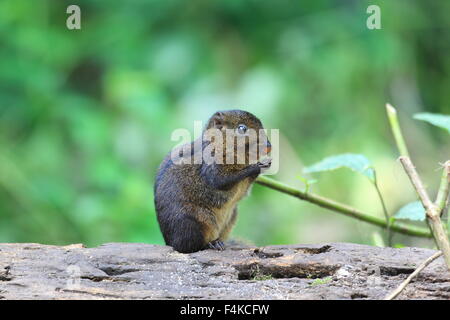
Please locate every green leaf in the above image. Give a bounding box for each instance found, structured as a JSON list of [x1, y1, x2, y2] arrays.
[[303, 153, 375, 182], [413, 113, 450, 134], [394, 201, 426, 221]]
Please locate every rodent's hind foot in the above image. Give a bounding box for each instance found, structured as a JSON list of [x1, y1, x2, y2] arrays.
[[206, 239, 225, 251]]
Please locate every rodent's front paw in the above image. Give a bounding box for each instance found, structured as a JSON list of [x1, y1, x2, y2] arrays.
[[257, 158, 272, 169]]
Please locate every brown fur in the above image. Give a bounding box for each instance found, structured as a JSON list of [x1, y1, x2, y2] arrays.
[[154, 110, 271, 253]]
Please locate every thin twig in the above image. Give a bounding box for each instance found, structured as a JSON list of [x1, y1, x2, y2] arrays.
[[399, 156, 450, 269], [385, 103, 450, 270], [384, 251, 443, 300], [399, 156, 434, 210], [373, 170, 392, 246], [256, 175, 432, 238], [436, 161, 450, 217], [385, 103, 410, 158]]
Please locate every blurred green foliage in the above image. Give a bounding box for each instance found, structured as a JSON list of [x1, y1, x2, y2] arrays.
[[0, 0, 449, 247]]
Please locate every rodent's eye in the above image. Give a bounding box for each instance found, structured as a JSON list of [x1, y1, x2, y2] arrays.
[[236, 124, 247, 134]]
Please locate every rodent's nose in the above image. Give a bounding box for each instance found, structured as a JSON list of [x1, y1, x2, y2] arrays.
[[265, 141, 272, 154]]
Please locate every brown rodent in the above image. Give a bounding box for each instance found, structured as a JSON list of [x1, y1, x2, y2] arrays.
[[154, 110, 271, 253]]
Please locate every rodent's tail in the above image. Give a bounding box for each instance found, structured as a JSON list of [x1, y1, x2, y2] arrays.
[[163, 215, 206, 253]]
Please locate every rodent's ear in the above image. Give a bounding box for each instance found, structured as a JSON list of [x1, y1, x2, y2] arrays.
[[210, 111, 225, 129]]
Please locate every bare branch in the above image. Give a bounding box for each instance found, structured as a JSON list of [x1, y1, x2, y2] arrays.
[[385, 103, 410, 157], [436, 160, 450, 216], [399, 156, 450, 269], [399, 156, 434, 210], [384, 251, 443, 300]]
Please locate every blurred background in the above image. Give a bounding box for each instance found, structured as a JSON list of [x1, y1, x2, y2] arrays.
[[0, 0, 449, 248]]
